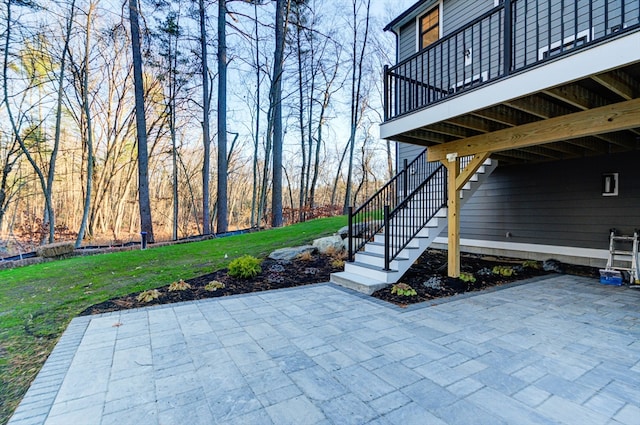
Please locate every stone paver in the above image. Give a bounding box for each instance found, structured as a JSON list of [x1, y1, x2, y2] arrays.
[[9, 275, 640, 424]]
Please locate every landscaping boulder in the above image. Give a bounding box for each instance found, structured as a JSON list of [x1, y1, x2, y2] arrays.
[[36, 242, 75, 258], [268, 245, 316, 261], [337, 225, 350, 238], [312, 235, 344, 254], [543, 259, 564, 273]]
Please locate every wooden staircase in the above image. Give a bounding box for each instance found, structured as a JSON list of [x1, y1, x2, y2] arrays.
[[330, 156, 497, 294]]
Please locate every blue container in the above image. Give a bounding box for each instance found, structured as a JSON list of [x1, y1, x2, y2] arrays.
[[599, 269, 623, 286]]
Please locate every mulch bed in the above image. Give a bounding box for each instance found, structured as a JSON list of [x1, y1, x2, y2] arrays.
[[374, 250, 543, 307], [80, 249, 600, 315], [373, 250, 600, 307], [79, 255, 344, 316]]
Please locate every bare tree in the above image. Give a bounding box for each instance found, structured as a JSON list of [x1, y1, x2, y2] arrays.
[[47, 0, 76, 242], [2, 0, 56, 243], [216, 0, 228, 233], [128, 0, 154, 242], [72, 1, 96, 247], [198, 0, 212, 235], [269, 0, 290, 227], [342, 0, 371, 213]]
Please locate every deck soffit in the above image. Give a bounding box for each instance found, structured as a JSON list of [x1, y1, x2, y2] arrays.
[[427, 97, 640, 162], [392, 61, 640, 165]]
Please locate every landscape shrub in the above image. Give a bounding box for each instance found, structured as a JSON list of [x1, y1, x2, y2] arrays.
[[228, 255, 262, 279]]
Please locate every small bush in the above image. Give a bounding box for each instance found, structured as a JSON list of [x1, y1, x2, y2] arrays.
[[168, 279, 191, 291], [205, 281, 225, 291], [331, 258, 345, 268], [391, 282, 417, 297], [228, 255, 262, 279], [297, 251, 313, 261], [459, 272, 476, 283], [137, 289, 161, 303], [522, 260, 540, 269], [492, 265, 515, 277], [325, 246, 347, 260]]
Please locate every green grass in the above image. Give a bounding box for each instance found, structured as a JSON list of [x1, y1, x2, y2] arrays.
[[0, 215, 346, 425]]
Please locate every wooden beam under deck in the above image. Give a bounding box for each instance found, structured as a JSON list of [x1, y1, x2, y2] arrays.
[[428, 98, 640, 161], [591, 69, 639, 100], [445, 115, 507, 133], [544, 84, 640, 142]]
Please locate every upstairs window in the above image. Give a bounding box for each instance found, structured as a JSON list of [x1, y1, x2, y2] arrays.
[[419, 6, 440, 50]]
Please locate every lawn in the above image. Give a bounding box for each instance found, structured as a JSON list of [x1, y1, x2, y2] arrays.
[[0, 215, 346, 425]]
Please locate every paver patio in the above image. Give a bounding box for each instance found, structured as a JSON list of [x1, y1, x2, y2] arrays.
[[8, 275, 640, 425]]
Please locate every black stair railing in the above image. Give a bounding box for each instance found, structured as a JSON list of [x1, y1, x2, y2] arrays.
[[348, 149, 446, 261], [383, 165, 447, 270], [347, 149, 439, 261], [348, 154, 480, 270]]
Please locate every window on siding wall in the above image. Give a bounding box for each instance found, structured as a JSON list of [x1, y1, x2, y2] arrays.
[[419, 6, 439, 50]]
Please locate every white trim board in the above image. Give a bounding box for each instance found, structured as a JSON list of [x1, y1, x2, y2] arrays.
[[433, 237, 609, 260], [380, 30, 640, 139]]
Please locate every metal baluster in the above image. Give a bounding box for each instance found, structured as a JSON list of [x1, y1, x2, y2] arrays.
[[384, 205, 390, 271], [348, 206, 353, 262]]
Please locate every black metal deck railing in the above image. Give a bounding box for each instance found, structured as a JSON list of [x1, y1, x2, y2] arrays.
[[347, 149, 439, 261], [347, 155, 482, 269], [382, 165, 447, 270], [384, 0, 640, 120]]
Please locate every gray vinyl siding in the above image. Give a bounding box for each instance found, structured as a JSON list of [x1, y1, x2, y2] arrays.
[[396, 0, 496, 60], [397, 143, 426, 169], [459, 152, 640, 250], [442, 0, 495, 36], [398, 21, 417, 62]]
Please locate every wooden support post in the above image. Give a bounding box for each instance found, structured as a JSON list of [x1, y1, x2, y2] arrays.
[[443, 155, 461, 278]]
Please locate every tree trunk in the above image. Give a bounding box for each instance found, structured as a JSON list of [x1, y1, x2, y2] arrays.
[[50, 0, 76, 243], [216, 0, 228, 233], [128, 0, 154, 242], [170, 24, 179, 241], [2, 0, 55, 244], [343, 0, 371, 214], [75, 2, 95, 248], [199, 0, 211, 235], [270, 0, 288, 228], [250, 0, 260, 228], [295, 9, 306, 222]]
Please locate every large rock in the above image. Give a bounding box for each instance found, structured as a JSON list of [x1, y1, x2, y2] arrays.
[[36, 242, 75, 258], [268, 245, 316, 261], [543, 259, 564, 273], [312, 235, 344, 254]]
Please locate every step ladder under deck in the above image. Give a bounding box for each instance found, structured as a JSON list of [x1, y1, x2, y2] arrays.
[[601, 230, 639, 284]]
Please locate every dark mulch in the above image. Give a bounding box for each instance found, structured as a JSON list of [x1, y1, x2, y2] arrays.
[[373, 250, 600, 307], [80, 250, 600, 315], [79, 255, 343, 316]]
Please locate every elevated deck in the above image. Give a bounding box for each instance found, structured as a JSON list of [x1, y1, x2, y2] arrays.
[[381, 0, 640, 165]]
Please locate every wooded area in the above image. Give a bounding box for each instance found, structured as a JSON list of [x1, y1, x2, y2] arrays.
[[0, 0, 396, 253]]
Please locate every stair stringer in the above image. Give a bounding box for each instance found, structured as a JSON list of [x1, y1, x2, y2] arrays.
[[330, 159, 498, 295]]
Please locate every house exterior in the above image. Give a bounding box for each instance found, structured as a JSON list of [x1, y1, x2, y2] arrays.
[[331, 0, 640, 293], [384, 0, 640, 267]]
